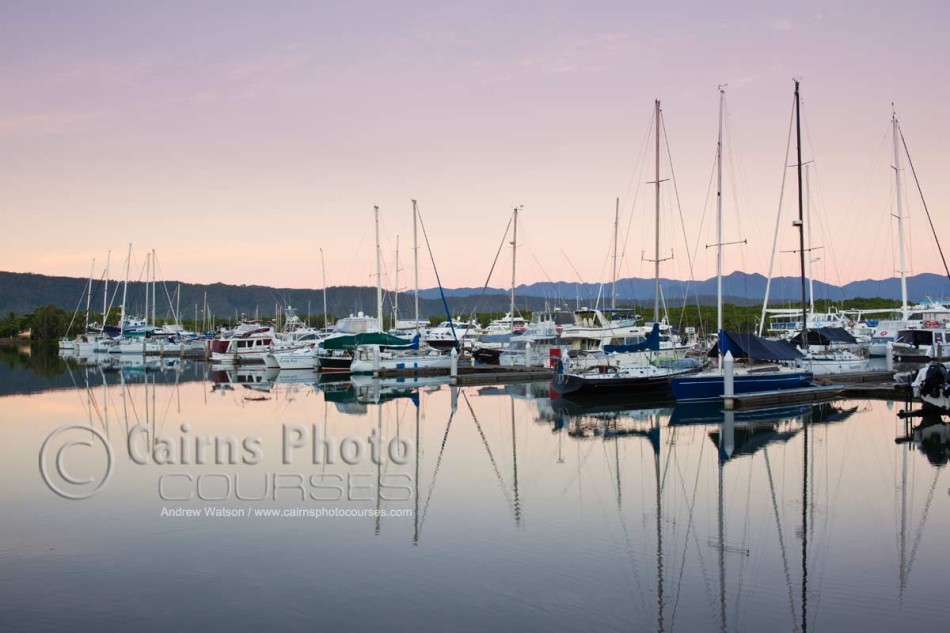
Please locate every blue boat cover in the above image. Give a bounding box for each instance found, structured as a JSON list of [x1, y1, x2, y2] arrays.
[[709, 331, 803, 361], [789, 327, 857, 346]]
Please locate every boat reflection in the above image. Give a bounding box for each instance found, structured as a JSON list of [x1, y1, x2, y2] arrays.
[[545, 390, 828, 632], [897, 412, 950, 467]]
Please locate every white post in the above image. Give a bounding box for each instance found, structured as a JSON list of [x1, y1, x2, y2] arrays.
[[450, 347, 458, 384], [722, 409, 735, 460], [525, 341, 532, 367], [372, 345, 380, 377]]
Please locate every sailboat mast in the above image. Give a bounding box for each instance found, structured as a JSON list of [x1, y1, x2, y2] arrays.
[[151, 248, 157, 328], [85, 258, 95, 332], [120, 243, 131, 336], [806, 165, 815, 314], [375, 205, 383, 331], [654, 99, 661, 324], [144, 252, 150, 329], [412, 200, 420, 328], [716, 88, 724, 347], [510, 206, 518, 334], [612, 197, 619, 310], [103, 250, 110, 325], [795, 81, 808, 346], [320, 248, 328, 330], [394, 235, 400, 327], [892, 108, 909, 320]]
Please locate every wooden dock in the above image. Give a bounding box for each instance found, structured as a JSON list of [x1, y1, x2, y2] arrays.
[[812, 370, 895, 384], [723, 385, 845, 409], [455, 366, 553, 386], [840, 382, 912, 401], [809, 370, 912, 401], [376, 364, 554, 385]]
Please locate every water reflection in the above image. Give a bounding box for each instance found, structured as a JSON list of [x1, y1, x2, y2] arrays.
[[898, 413, 950, 467], [2, 358, 950, 632]]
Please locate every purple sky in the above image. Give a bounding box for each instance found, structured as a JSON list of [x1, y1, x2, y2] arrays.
[[1, 1, 948, 291]]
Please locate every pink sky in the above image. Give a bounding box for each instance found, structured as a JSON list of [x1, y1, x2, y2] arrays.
[[1, 1, 948, 291]]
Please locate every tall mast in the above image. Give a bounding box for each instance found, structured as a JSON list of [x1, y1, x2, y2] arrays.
[[103, 250, 110, 325], [320, 248, 328, 330], [612, 197, 619, 310], [510, 206, 519, 333], [394, 235, 400, 327], [716, 88, 724, 351], [144, 252, 150, 329], [795, 81, 808, 347], [375, 205, 383, 331], [892, 108, 909, 320], [151, 248, 157, 328], [120, 243, 131, 336], [412, 200, 420, 328], [654, 99, 661, 324], [806, 165, 815, 314], [85, 258, 95, 332]]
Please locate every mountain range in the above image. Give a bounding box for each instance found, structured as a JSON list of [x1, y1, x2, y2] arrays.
[[1, 270, 947, 320]]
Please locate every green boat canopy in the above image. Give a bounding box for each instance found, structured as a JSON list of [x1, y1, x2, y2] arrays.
[[320, 332, 414, 351]]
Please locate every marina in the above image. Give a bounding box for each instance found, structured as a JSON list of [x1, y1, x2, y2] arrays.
[[3, 3, 950, 631]]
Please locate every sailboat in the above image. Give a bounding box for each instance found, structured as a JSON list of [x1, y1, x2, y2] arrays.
[[786, 161, 871, 375], [552, 101, 700, 398], [670, 85, 813, 402], [856, 109, 950, 359], [348, 202, 452, 375]]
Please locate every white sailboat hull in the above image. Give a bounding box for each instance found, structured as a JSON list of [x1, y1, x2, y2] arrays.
[[350, 353, 453, 375]]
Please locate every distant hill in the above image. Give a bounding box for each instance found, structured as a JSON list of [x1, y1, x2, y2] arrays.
[[420, 271, 950, 305], [1, 270, 947, 320]]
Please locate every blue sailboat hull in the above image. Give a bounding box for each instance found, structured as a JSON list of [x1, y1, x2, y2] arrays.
[[669, 370, 813, 402]]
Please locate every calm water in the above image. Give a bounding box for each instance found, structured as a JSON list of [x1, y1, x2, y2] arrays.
[[2, 346, 950, 632]]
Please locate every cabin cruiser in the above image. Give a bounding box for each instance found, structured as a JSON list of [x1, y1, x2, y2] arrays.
[[424, 319, 480, 350], [892, 325, 950, 362], [209, 324, 277, 364], [559, 307, 690, 361]]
